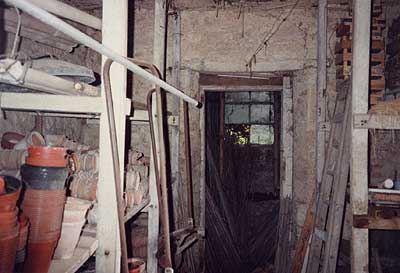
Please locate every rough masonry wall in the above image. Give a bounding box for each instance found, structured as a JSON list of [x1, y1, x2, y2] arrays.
[[132, 3, 348, 234]]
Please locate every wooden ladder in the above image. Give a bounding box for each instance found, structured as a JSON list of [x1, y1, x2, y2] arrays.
[[306, 81, 352, 273]]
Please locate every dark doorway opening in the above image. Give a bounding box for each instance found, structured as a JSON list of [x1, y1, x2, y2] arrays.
[[205, 90, 282, 273]]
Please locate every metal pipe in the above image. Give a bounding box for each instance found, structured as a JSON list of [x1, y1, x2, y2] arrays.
[[102, 59, 129, 273], [183, 101, 194, 223], [25, 0, 102, 30], [4, 0, 202, 108]]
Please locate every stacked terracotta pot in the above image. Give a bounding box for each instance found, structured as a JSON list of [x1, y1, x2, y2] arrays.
[[0, 176, 22, 273], [20, 146, 69, 273], [54, 197, 91, 259]]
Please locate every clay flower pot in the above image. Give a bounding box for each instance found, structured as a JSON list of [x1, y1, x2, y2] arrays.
[[26, 146, 69, 168], [17, 213, 29, 251], [0, 176, 22, 212], [21, 164, 69, 190], [0, 227, 19, 273], [1, 131, 25, 149], [0, 209, 18, 231], [24, 239, 58, 273], [0, 178, 5, 194], [128, 258, 146, 273]]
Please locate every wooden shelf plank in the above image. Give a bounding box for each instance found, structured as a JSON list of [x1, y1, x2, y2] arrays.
[[123, 199, 150, 222], [48, 235, 98, 273], [0, 92, 132, 116], [354, 114, 400, 129]]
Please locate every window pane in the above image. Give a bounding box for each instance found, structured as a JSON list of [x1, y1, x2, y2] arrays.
[[225, 92, 250, 103], [250, 104, 273, 124], [225, 104, 249, 124], [250, 125, 274, 145], [250, 92, 273, 103]]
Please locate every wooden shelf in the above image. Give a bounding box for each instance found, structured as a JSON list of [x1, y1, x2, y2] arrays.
[[48, 235, 98, 273], [124, 199, 150, 222], [354, 114, 400, 130]]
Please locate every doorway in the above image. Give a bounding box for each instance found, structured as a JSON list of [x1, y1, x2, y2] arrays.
[[204, 89, 282, 273]]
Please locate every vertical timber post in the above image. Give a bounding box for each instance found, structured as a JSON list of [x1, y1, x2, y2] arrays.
[[97, 0, 128, 272], [316, 0, 327, 186], [147, 0, 168, 272], [351, 0, 371, 272]]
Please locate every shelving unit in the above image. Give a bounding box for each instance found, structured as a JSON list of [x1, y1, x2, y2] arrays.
[[0, 1, 156, 272]]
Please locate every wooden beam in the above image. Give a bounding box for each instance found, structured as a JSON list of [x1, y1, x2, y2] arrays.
[[316, 0, 327, 186], [199, 73, 283, 87], [96, 0, 128, 272], [291, 190, 316, 273], [354, 114, 400, 129], [281, 77, 293, 198], [147, 0, 168, 272], [350, 0, 371, 272]]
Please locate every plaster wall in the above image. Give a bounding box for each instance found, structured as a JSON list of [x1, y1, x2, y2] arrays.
[[131, 3, 348, 235]]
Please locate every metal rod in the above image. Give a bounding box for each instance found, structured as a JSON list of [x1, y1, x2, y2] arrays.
[[4, 0, 202, 108], [183, 101, 194, 222], [102, 59, 129, 273]]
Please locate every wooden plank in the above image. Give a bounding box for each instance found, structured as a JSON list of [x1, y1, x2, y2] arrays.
[[0, 93, 106, 114], [96, 0, 128, 272], [281, 77, 293, 198], [123, 199, 150, 222], [291, 191, 316, 273], [49, 236, 98, 273], [354, 114, 400, 130], [199, 73, 283, 87], [316, 0, 327, 186], [147, 1, 168, 272], [350, 0, 371, 271]]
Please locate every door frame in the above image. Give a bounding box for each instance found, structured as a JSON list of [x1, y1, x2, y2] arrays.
[[198, 75, 293, 230]]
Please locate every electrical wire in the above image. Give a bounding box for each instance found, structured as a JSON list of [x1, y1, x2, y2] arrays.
[[245, 0, 301, 70]]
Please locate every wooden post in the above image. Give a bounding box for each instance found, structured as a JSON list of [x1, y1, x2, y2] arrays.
[[351, 0, 371, 272], [97, 0, 127, 272], [316, 0, 327, 185], [147, 0, 168, 272], [281, 76, 293, 199]]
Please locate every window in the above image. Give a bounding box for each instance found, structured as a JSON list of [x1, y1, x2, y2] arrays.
[[224, 91, 275, 145]]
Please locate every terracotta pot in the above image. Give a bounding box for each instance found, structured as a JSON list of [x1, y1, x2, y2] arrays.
[[128, 258, 146, 273], [14, 131, 45, 150], [21, 164, 68, 190], [0, 223, 19, 238], [22, 188, 66, 207], [0, 208, 18, 232], [1, 132, 25, 149], [26, 146, 69, 168], [21, 206, 64, 241], [17, 214, 29, 251], [0, 228, 19, 273], [0, 178, 5, 194], [70, 172, 97, 201], [0, 176, 22, 212], [24, 239, 58, 273]]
